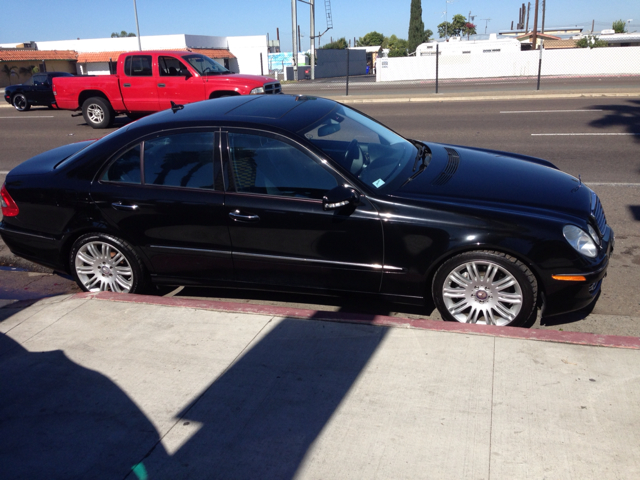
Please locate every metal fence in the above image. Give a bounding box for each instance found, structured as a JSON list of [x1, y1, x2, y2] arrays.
[[281, 46, 640, 97]]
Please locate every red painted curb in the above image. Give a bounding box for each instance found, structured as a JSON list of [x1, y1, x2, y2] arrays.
[[72, 291, 640, 350]]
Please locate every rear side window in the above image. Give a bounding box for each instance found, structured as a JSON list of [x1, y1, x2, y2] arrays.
[[124, 55, 153, 77], [102, 144, 141, 184], [144, 132, 215, 189]]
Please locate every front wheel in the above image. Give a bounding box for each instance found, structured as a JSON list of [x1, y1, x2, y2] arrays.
[[81, 96, 114, 129], [70, 233, 146, 293], [12, 93, 30, 111], [432, 250, 537, 327]]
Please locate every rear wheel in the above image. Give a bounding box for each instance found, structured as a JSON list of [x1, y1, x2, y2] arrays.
[[82, 96, 114, 129], [432, 250, 537, 327], [12, 93, 30, 111], [70, 233, 146, 293]]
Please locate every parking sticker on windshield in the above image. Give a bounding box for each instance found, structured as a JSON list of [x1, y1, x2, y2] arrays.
[[373, 179, 385, 188]]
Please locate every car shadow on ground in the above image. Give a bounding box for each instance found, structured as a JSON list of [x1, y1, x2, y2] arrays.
[[0, 306, 389, 478]]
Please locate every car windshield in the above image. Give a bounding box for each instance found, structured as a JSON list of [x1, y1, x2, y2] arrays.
[[182, 54, 230, 75], [299, 104, 417, 192]]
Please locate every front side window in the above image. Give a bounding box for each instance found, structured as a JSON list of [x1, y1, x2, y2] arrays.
[[124, 55, 153, 77], [144, 132, 215, 189], [158, 56, 189, 76], [32, 75, 47, 86], [228, 132, 337, 199]]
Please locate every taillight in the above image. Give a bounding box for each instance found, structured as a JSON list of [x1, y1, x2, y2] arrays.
[[1, 183, 19, 217]]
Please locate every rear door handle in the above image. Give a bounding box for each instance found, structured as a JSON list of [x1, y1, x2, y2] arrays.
[[229, 210, 260, 222], [157, 83, 165, 87], [123, 83, 131, 87], [112, 202, 139, 211]]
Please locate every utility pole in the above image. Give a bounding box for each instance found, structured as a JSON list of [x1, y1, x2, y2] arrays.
[[291, 0, 298, 80], [525, 2, 530, 32], [541, 0, 546, 33], [531, 0, 539, 49], [133, 0, 142, 51], [310, 0, 315, 80]]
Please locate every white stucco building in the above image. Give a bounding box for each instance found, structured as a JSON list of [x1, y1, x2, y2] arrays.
[[1, 34, 269, 76]]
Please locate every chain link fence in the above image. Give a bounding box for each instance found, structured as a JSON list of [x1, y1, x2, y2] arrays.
[[281, 45, 640, 97]]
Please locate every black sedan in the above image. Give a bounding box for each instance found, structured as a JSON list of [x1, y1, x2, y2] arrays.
[[4, 72, 73, 111], [0, 95, 613, 327]]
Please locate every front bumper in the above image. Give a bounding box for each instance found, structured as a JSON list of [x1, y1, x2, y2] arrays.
[[543, 229, 614, 317]]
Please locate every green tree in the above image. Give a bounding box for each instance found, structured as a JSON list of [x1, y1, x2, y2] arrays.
[[111, 30, 136, 38], [384, 34, 409, 56], [463, 23, 477, 40], [321, 37, 348, 49], [1, 65, 20, 85], [407, 0, 425, 54], [438, 14, 468, 38], [357, 31, 385, 47], [423, 29, 433, 43], [612, 20, 627, 33], [576, 35, 609, 48]]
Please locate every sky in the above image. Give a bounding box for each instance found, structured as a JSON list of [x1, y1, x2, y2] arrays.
[[1, 0, 639, 51]]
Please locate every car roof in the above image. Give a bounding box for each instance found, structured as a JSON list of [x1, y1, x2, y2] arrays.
[[137, 95, 339, 134]]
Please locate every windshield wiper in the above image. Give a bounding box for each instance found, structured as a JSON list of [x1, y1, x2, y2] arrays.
[[401, 140, 432, 187]]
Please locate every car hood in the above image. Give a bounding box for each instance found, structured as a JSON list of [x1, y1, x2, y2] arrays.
[[394, 142, 591, 218], [8, 141, 95, 177]]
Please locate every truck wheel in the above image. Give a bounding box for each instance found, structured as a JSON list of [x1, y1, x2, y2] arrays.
[[82, 97, 114, 129], [12, 93, 30, 111]]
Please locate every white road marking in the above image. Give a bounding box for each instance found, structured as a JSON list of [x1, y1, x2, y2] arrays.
[[586, 183, 640, 186], [0, 116, 55, 119], [501, 110, 603, 113], [532, 133, 640, 136]]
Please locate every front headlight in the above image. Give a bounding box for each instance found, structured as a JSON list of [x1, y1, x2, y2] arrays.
[[563, 225, 598, 258], [587, 224, 601, 246], [250, 87, 265, 95]]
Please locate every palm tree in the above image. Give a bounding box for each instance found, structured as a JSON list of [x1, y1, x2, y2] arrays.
[[1, 64, 20, 85]]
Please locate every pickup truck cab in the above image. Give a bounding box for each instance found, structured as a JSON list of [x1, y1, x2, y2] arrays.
[[52, 50, 281, 128]]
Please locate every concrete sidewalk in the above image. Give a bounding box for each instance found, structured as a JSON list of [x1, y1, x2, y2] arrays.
[[1, 292, 639, 479]]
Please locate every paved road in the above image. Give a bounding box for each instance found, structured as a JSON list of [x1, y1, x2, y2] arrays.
[[1, 96, 638, 335]]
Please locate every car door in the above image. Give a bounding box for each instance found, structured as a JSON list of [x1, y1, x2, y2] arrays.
[[156, 55, 205, 109], [222, 129, 385, 293], [31, 75, 50, 105], [120, 54, 160, 112], [90, 129, 233, 283]]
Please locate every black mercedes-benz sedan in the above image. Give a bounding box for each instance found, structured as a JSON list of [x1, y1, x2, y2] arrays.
[[4, 72, 73, 111], [0, 95, 613, 327]]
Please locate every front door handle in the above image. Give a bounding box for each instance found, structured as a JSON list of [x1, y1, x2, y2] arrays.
[[157, 83, 165, 87], [229, 210, 260, 222], [123, 83, 131, 87], [112, 202, 139, 211]]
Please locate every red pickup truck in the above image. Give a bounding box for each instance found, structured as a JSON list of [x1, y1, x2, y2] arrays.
[[52, 50, 281, 128]]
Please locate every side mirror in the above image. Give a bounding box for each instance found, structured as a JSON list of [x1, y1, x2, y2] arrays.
[[322, 185, 360, 211]]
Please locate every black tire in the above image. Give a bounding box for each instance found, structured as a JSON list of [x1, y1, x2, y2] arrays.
[[432, 250, 537, 327], [81, 96, 114, 129], [12, 93, 30, 111], [70, 233, 147, 294]]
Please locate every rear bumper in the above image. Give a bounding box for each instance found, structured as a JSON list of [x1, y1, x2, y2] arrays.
[[0, 222, 67, 272]]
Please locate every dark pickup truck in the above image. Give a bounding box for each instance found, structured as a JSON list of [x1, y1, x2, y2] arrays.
[[4, 72, 74, 111]]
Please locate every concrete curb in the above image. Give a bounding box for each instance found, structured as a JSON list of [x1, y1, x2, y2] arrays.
[[75, 292, 640, 350]]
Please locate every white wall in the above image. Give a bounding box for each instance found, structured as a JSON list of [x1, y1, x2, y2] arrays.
[[226, 35, 268, 76], [377, 47, 640, 82], [35, 35, 190, 52]]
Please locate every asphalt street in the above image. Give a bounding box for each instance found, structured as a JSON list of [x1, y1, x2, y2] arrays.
[[0, 94, 638, 335]]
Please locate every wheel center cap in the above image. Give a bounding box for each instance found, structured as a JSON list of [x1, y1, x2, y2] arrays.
[[101, 265, 111, 276], [476, 290, 488, 300]]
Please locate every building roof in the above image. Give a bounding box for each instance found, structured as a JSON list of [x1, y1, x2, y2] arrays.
[[543, 39, 578, 49], [188, 48, 236, 59], [0, 49, 78, 61], [76, 48, 236, 63], [516, 32, 562, 42]]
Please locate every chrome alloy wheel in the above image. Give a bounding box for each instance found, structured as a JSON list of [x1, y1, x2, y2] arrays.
[[86, 102, 105, 124], [441, 260, 523, 326], [74, 241, 133, 292]]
